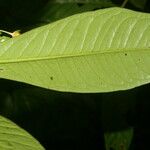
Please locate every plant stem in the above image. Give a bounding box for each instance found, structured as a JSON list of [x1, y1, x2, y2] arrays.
[[0, 30, 13, 36], [121, 0, 129, 8]]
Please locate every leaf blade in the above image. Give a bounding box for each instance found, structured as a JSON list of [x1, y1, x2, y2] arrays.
[[0, 115, 44, 150], [0, 8, 150, 92]]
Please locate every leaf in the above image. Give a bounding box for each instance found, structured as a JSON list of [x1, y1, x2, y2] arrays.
[[0, 115, 44, 150], [0, 7, 150, 93], [0, 36, 10, 44], [105, 128, 133, 150]]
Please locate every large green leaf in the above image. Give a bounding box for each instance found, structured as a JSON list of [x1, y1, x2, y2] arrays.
[[0, 115, 44, 150], [0, 7, 150, 93]]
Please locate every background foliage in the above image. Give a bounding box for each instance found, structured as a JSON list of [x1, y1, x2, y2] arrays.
[[0, 0, 150, 150]]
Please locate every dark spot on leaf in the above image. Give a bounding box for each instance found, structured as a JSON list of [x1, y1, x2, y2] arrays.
[[77, 3, 84, 7], [125, 53, 127, 56], [0, 68, 4, 71], [109, 147, 114, 150], [50, 76, 53, 80]]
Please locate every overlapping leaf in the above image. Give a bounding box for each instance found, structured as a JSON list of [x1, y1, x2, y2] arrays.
[[0, 115, 44, 150], [0, 7, 150, 92]]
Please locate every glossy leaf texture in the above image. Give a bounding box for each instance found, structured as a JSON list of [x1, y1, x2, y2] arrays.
[[0, 115, 44, 150], [0, 7, 150, 93]]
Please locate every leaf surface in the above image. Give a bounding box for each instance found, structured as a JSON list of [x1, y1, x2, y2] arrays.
[[0, 7, 150, 92], [0, 115, 44, 150]]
